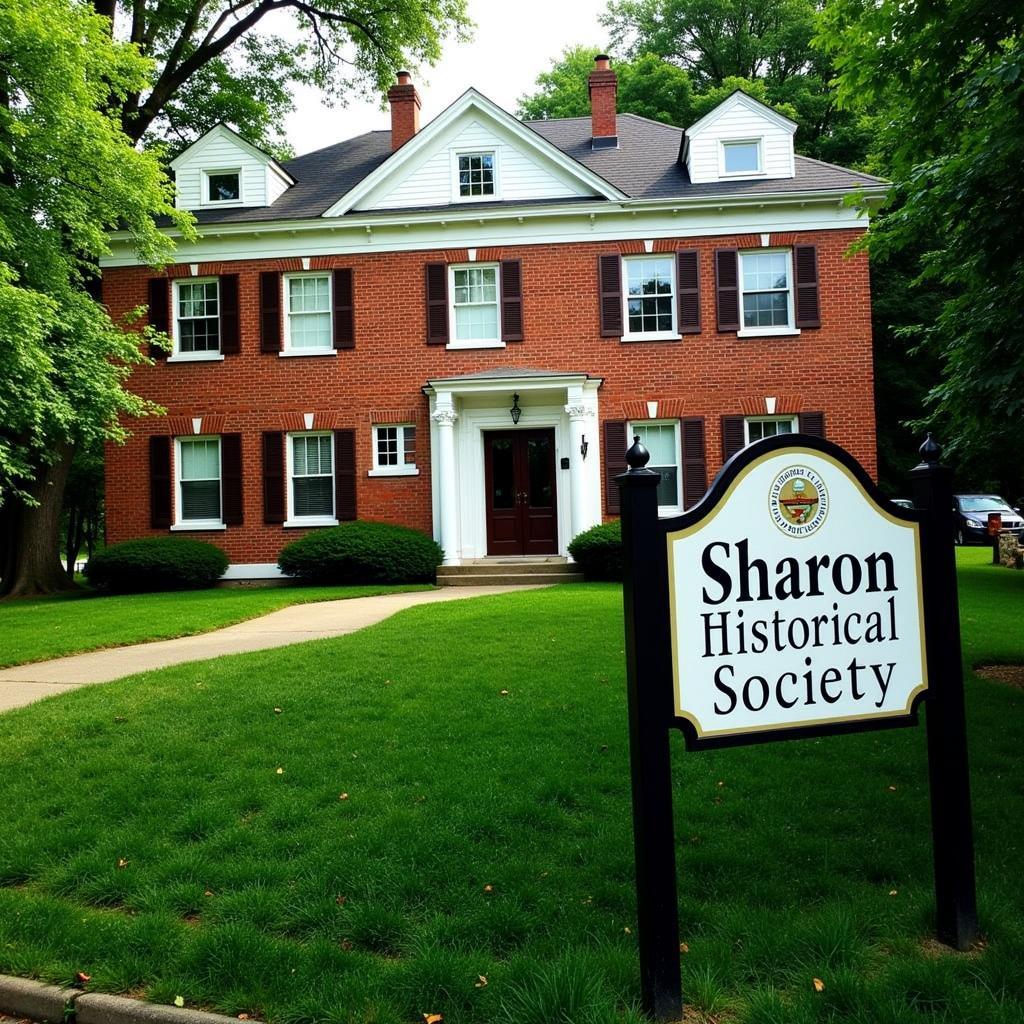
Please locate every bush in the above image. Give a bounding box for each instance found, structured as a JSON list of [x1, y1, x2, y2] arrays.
[[568, 521, 622, 581], [277, 521, 443, 584], [85, 537, 228, 592]]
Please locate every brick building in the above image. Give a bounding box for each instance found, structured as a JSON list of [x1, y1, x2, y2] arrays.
[[99, 58, 885, 579]]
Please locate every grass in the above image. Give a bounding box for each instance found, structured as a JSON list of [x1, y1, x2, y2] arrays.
[[0, 547, 1020, 1023], [0, 584, 432, 668]]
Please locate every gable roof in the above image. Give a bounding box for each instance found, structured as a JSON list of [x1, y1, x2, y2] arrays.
[[684, 90, 799, 138], [169, 122, 295, 184]]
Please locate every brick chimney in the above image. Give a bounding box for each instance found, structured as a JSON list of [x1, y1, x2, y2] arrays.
[[588, 54, 618, 149], [388, 71, 421, 151]]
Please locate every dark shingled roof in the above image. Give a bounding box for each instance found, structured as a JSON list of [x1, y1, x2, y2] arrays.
[[175, 113, 885, 227]]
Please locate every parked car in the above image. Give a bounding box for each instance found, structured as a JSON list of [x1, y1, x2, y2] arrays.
[[891, 498, 914, 510], [952, 494, 1024, 545]]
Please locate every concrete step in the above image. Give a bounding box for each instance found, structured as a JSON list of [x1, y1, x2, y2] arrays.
[[436, 571, 585, 587], [437, 560, 574, 577]]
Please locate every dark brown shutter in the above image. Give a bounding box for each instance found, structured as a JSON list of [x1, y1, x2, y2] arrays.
[[798, 411, 826, 437], [715, 249, 740, 331], [603, 419, 628, 514], [681, 418, 707, 510], [260, 271, 282, 353], [147, 278, 169, 359], [149, 435, 172, 529], [262, 431, 285, 524], [221, 433, 243, 525], [334, 429, 356, 521], [721, 415, 746, 462], [598, 255, 623, 337], [219, 274, 240, 354], [500, 259, 523, 342], [793, 245, 821, 328], [333, 268, 355, 349], [425, 263, 448, 345], [676, 250, 701, 334]]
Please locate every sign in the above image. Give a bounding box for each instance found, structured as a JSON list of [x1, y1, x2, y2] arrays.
[[667, 447, 927, 743]]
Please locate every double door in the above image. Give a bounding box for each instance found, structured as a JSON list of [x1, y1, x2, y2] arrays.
[[484, 429, 558, 556]]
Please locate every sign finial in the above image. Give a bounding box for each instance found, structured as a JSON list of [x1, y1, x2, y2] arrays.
[[919, 432, 941, 463], [626, 434, 650, 470]]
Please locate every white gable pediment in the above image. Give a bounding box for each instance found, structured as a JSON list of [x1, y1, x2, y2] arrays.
[[324, 89, 625, 217]]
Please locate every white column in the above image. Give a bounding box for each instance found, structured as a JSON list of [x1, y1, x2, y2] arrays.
[[431, 400, 461, 565], [565, 401, 596, 545]]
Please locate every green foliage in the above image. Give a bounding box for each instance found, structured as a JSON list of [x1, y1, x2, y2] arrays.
[[568, 521, 623, 581], [85, 537, 228, 592], [278, 521, 443, 584]]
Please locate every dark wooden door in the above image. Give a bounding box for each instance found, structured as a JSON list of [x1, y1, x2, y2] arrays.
[[484, 429, 558, 556]]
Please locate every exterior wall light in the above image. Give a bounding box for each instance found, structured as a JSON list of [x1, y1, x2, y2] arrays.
[[580, 435, 589, 460], [510, 393, 522, 425]]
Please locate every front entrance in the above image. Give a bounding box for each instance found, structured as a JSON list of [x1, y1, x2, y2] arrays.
[[484, 429, 558, 556]]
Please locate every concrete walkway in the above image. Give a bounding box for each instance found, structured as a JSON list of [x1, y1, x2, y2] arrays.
[[0, 586, 531, 713]]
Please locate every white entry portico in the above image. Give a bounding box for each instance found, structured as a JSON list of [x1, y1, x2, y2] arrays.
[[425, 369, 604, 564]]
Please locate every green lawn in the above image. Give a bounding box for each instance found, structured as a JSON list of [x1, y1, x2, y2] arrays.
[[0, 584, 432, 668], [0, 549, 1021, 1024]]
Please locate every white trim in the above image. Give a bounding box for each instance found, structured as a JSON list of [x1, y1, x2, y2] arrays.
[[167, 352, 225, 363], [170, 522, 226, 531], [286, 430, 336, 524], [622, 332, 682, 343], [174, 435, 223, 529], [621, 254, 678, 340], [321, 88, 627, 217], [450, 148, 500, 203], [737, 327, 801, 338], [283, 517, 338, 528], [171, 277, 221, 357], [282, 271, 334, 354], [628, 418, 683, 517], [368, 467, 420, 477], [738, 248, 796, 333], [371, 423, 418, 474], [201, 167, 243, 208], [720, 139, 764, 178], [448, 262, 503, 349], [222, 562, 285, 580], [279, 350, 337, 358], [743, 415, 798, 446], [685, 90, 798, 139], [169, 123, 295, 184]]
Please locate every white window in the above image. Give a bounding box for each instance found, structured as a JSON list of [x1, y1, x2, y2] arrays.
[[172, 279, 221, 360], [455, 152, 495, 198], [745, 416, 797, 445], [370, 424, 418, 477], [174, 437, 222, 529], [623, 257, 678, 341], [738, 250, 798, 337], [283, 273, 333, 354], [449, 264, 501, 348], [202, 168, 241, 204], [722, 140, 763, 175], [629, 420, 682, 514], [287, 433, 336, 526]]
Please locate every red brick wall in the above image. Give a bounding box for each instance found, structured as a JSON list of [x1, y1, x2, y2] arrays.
[[101, 229, 875, 564]]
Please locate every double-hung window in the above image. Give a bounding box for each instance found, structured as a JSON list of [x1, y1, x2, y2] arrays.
[[173, 279, 220, 358], [456, 152, 495, 198], [623, 257, 677, 340], [745, 416, 796, 445], [284, 273, 333, 354], [450, 264, 500, 346], [176, 437, 222, 528], [370, 424, 417, 476], [629, 420, 682, 514], [288, 433, 336, 524], [738, 250, 796, 336]]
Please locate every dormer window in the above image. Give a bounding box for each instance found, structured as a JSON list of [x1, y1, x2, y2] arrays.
[[722, 140, 762, 175], [203, 168, 241, 204], [456, 152, 495, 199]]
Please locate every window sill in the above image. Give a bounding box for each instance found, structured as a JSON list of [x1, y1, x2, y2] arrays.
[[736, 327, 801, 338], [621, 332, 682, 343], [171, 521, 226, 531], [446, 339, 505, 350], [283, 517, 339, 528], [167, 353, 225, 363], [279, 349, 337, 358], [368, 467, 420, 478]]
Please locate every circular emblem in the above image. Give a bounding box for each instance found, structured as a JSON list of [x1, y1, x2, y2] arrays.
[[769, 465, 829, 537]]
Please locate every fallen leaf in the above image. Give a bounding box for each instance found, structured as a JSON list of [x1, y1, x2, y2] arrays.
[[74, 972, 91, 986], [889, 889, 898, 897], [717, 781, 725, 788], [483, 884, 493, 893], [276, 767, 285, 775], [238, 1015, 251, 1021], [623, 926, 632, 934], [204, 890, 214, 898], [423, 1015, 443, 1024], [339, 792, 349, 801], [813, 978, 825, 993], [117, 858, 129, 869], [888, 785, 897, 792], [274, 707, 283, 714], [679, 943, 689, 954], [499, 690, 509, 696], [335, 894, 347, 906], [474, 975, 488, 988], [340, 939, 353, 951], [174, 996, 185, 1008]]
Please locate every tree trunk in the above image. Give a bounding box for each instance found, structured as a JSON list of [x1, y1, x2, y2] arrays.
[[0, 443, 79, 598]]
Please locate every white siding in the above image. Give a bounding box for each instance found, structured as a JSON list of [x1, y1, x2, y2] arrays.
[[686, 100, 795, 184], [174, 129, 275, 209], [357, 114, 596, 211]]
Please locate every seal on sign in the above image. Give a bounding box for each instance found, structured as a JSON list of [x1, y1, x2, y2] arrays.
[[769, 465, 829, 537]]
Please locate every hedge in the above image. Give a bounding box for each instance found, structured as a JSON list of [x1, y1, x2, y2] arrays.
[[85, 537, 228, 592], [568, 520, 622, 581], [278, 521, 443, 584]]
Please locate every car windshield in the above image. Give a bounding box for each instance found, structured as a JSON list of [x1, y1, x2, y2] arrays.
[[959, 495, 1014, 513]]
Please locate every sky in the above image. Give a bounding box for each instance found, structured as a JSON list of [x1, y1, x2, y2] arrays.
[[281, 0, 608, 154]]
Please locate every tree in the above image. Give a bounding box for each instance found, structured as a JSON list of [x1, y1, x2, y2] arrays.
[[819, 1, 1024, 491], [0, 0, 187, 596]]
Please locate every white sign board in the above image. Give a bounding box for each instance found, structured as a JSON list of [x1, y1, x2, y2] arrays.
[[668, 447, 927, 741]]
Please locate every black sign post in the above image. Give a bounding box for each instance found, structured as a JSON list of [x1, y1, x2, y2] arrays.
[[618, 433, 977, 1022]]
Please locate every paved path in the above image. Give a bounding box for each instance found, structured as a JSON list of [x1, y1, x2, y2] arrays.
[[0, 586, 531, 713]]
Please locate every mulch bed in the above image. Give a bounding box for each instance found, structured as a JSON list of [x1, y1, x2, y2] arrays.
[[974, 664, 1024, 688]]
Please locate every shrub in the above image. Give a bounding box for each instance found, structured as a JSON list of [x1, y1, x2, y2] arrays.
[[277, 521, 443, 584], [568, 521, 622, 581], [85, 537, 228, 592]]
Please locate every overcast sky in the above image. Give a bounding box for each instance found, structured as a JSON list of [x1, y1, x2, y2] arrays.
[[281, 0, 608, 154]]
